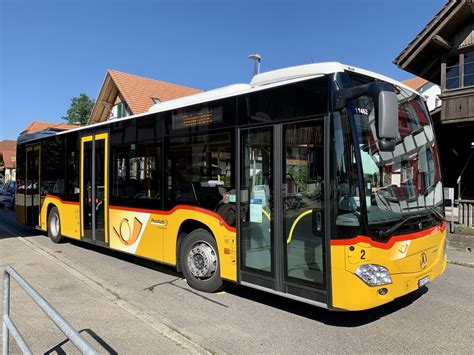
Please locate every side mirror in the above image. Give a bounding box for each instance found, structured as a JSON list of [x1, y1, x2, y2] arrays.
[[334, 82, 399, 152], [376, 90, 398, 151]]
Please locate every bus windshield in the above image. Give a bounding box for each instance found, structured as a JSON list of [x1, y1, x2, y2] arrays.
[[349, 87, 443, 228]]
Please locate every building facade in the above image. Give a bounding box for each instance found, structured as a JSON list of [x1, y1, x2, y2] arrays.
[[0, 140, 17, 182], [395, 0, 474, 200]]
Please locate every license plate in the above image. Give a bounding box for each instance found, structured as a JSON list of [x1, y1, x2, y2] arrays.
[[418, 275, 430, 288]]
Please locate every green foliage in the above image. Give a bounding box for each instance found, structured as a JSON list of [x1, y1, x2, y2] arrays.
[[62, 93, 95, 125], [288, 166, 308, 193]]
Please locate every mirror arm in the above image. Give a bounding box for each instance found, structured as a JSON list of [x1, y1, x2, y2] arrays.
[[333, 82, 395, 111], [333, 82, 399, 152]]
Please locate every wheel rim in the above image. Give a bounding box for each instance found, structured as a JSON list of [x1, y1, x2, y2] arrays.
[[187, 241, 217, 279], [50, 214, 59, 237]]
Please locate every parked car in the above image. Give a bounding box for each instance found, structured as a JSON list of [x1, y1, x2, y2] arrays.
[[0, 180, 16, 209], [0, 179, 4, 190]]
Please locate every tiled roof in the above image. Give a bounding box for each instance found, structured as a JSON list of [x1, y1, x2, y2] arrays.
[[0, 151, 16, 169], [0, 140, 16, 170], [108, 69, 203, 115], [0, 140, 16, 151], [402, 77, 429, 90], [21, 121, 79, 134], [88, 69, 203, 124]]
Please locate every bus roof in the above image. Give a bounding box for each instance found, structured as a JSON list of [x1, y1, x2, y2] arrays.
[[19, 62, 420, 142], [147, 62, 418, 114]]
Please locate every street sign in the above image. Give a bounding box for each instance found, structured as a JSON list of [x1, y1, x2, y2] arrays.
[[444, 187, 454, 207]]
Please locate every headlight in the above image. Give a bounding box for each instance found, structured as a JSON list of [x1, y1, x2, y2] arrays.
[[355, 264, 392, 286]]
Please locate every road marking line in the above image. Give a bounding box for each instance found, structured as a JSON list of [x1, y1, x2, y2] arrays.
[[17, 236, 214, 355]]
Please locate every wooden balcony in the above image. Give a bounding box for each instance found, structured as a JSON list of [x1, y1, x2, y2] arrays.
[[440, 87, 474, 124]]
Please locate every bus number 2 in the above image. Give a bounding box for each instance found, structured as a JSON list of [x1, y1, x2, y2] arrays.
[[360, 250, 366, 260]]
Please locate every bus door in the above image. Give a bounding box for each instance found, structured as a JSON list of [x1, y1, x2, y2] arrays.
[[239, 120, 327, 305], [25, 145, 41, 227], [81, 133, 108, 245]]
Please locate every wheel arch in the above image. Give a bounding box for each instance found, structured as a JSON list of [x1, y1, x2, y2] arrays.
[[44, 202, 58, 230], [46, 202, 57, 216]]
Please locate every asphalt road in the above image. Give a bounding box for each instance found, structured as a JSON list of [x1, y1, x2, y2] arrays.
[[0, 207, 473, 353]]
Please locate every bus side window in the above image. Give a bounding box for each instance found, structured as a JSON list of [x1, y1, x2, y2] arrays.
[[166, 132, 235, 222], [111, 144, 161, 202], [66, 132, 80, 200]]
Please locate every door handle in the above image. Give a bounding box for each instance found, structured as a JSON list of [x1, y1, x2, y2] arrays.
[[315, 211, 322, 232], [312, 208, 324, 236]]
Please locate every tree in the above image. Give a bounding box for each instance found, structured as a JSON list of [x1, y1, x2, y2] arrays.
[[62, 93, 95, 125]]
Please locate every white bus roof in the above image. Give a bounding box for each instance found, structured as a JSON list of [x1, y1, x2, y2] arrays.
[[50, 62, 420, 137], [147, 62, 417, 114]]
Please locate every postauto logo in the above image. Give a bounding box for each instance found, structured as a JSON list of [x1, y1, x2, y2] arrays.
[[112, 217, 143, 246]]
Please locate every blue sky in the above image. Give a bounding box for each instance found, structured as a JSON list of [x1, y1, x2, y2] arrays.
[[0, 0, 446, 140]]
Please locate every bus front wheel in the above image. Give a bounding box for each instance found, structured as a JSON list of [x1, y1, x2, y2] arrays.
[[180, 229, 223, 292], [48, 207, 63, 243]]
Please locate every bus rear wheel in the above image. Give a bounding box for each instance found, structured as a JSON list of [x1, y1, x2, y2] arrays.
[[180, 229, 223, 292], [48, 207, 63, 243]]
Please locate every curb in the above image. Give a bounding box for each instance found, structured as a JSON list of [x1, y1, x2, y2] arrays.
[[447, 232, 474, 251], [447, 260, 474, 268]]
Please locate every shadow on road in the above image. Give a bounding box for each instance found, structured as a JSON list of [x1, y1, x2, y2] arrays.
[[65, 238, 429, 327], [0, 208, 39, 239], [44, 328, 118, 355], [225, 283, 428, 327]]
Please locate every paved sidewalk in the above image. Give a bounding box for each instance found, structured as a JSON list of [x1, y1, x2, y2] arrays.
[[447, 248, 474, 268], [0, 236, 205, 354], [1, 231, 473, 354]]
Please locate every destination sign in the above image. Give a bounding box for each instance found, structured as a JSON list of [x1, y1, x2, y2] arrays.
[[172, 106, 223, 130]]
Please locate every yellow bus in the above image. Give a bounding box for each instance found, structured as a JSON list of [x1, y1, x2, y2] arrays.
[[16, 63, 447, 311]]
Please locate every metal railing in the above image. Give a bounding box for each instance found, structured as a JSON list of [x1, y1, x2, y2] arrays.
[[2, 266, 98, 355], [458, 199, 474, 228]]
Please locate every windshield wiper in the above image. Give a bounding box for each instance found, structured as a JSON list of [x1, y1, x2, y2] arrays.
[[377, 208, 444, 239], [377, 214, 422, 239], [427, 207, 445, 223]]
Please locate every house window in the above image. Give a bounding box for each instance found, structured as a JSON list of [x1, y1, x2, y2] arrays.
[[463, 50, 474, 87], [110, 102, 128, 119], [444, 50, 474, 90], [152, 97, 161, 104], [446, 55, 460, 89], [117, 102, 126, 118]]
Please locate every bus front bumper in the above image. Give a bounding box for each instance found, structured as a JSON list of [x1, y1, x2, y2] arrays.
[[331, 253, 447, 311]]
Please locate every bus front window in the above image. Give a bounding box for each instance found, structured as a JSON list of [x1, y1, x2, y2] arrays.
[[349, 87, 443, 235]]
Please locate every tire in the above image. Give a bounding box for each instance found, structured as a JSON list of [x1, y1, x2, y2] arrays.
[[180, 228, 223, 292], [47, 207, 63, 243]]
